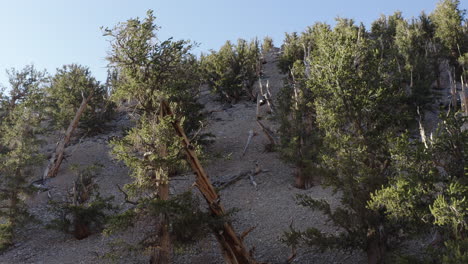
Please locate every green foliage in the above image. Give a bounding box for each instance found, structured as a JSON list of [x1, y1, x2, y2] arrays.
[[431, 0, 466, 58], [277, 23, 333, 187], [278, 32, 304, 74], [47, 64, 115, 134], [394, 16, 439, 107], [110, 112, 185, 196], [0, 71, 44, 250], [261, 36, 274, 53], [200, 38, 260, 102], [370, 112, 468, 263], [47, 164, 117, 239], [104, 191, 226, 254], [280, 17, 412, 261], [4, 65, 48, 111], [104, 10, 202, 134], [103, 10, 210, 258], [0, 223, 13, 252], [442, 239, 468, 264]]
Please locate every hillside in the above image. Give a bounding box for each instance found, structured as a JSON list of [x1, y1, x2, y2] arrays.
[[0, 50, 366, 264]]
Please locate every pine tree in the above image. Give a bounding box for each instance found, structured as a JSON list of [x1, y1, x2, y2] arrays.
[[0, 66, 46, 250], [200, 38, 260, 102], [47, 164, 117, 240], [47, 64, 114, 134], [394, 15, 439, 107], [283, 19, 408, 264], [103, 10, 209, 263], [261, 36, 274, 54], [431, 0, 466, 61], [370, 112, 467, 263]]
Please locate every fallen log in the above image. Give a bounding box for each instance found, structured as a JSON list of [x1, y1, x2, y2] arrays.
[[213, 163, 268, 190]]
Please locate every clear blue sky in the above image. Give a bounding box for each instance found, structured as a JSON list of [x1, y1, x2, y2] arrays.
[[0, 0, 466, 88]]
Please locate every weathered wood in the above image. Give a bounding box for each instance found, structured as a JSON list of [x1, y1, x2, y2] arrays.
[[256, 120, 276, 146], [264, 80, 275, 114], [256, 93, 261, 120], [417, 107, 428, 149], [213, 163, 268, 190], [449, 69, 458, 111], [213, 170, 252, 190], [43, 92, 93, 180], [242, 130, 255, 157], [160, 100, 258, 264], [461, 77, 468, 114], [151, 108, 171, 264]]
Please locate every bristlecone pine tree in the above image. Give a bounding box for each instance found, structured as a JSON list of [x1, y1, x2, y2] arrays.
[[47, 64, 114, 134], [200, 38, 260, 102], [103, 10, 258, 264], [282, 18, 410, 264], [46, 164, 117, 240], [0, 65, 47, 251]]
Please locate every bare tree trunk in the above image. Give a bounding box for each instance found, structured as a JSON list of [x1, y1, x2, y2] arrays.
[[151, 182, 171, 264], [449, 69, 458, 111], [366, 229, 386, 264], [460, 77, 468, 115], [150, 118, 172, 264], [160, 100, 258, 264], [43, 92, 93, 180], [294, 166, 306, 189]]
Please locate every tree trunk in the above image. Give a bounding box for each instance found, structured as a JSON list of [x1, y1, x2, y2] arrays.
[[43, 92, 93, 179], [74, 222, 91, 240], [366, 228, 386, 264], [160, 100, 258, 264], [150, 135, 171, 264], [150, 182, 171, 264], [294, 167, 306, 189]]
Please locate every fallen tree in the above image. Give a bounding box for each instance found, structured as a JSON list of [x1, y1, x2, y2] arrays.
[[43, 91, 93, 180], [161, 100, 260, 264]]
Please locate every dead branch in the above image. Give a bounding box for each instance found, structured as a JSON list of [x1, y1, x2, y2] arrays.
[[213, 163, 268, 190], [256, 93, 261, 120], [287, 246, 297, 264], [417, 106, 428, 149], [116, 184, 138, 205], [249, 174, 258, 190], [256, 120, 276, 146], [264, 80, 275, 114], [213, 170, 252, 189], [242, 130, 255, 157], [258, 78, 264, 95], [240, 226, 257, 241]]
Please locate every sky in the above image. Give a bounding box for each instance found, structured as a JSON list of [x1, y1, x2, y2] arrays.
[[0, 0, 467, 88]]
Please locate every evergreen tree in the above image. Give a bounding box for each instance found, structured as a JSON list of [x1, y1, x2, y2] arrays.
[[278, 32, 304, 74], [261, 36, 274, 54], [370, 112, 467, 263], [431, 0, 466, 59], [103, 10, 207, 262], [277, 22, 330, 188], [394, 15, 439, 107], [283, 19, 409, 264], [47, 64, 114, 134], [47, 164, 117, 240], [0, 67, 46, 250], [200, 38, 260, 102]]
